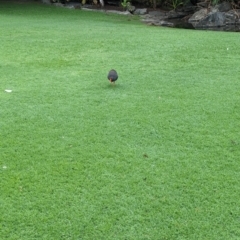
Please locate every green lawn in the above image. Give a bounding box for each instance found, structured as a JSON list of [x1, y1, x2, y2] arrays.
[[1, 2, 240, 239]]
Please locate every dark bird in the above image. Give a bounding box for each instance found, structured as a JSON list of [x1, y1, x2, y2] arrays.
[[107, 69, 118, 84]]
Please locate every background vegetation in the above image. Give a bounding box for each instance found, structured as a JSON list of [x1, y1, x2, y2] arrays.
[[50, 0, 240, 10], [1, 2, 240, 239]]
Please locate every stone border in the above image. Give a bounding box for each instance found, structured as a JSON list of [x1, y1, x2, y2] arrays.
[[42, 0, 240, 31]]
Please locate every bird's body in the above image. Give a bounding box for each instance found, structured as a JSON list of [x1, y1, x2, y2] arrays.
[[107, 69, 118, 84]]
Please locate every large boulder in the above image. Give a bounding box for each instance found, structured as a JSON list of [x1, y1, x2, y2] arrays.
[[188, 8, 208, 27], [212, 1, 232, 12], [188, 1, 240, 29], [225, 10, 240, 25], [195, 11, 226, 28]]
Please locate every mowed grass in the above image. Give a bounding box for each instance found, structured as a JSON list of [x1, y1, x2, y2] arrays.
[[1, 2, 240, 239]]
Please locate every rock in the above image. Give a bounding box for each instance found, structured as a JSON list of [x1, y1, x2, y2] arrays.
[[134, 8, 148, 15], [65, 5, 75, 9], [141, 17, 155, 24], [188, 2, 239, 29], [167, 10, 188, 19], [42, 0, 51, 4], [81, 4, 92, 8], [82, 7, 105, 12], [146, 20, 174, 27], [140, 12, 167, 25], [188, 2, 240, 30], [159, 20, 174, 27], [188, 8, 208, 26], [213, 2, 232, 12], [65, 3, 82, 9], [195, 12, 226, 28], [226, 10, 240, 25], [148, 11, 167, 17], [127, 3, 136, 13], [53, 3, 64, 7], [106, 10, 132, 15]]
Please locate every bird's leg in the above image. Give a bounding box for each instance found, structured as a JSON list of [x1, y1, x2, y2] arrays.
[[109, 79, 115, 86]]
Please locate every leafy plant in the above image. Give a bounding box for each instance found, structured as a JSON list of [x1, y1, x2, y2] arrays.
[[164, 0, 189, 10], [121, 0, 131, 9], [173, 0, 184, 9], [211, 0, 220, 5]]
